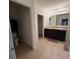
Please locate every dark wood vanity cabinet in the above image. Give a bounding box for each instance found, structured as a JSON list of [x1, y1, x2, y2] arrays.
[[44, 28, 66, 41]]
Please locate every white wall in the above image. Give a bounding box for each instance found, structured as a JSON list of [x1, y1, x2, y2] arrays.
[[11, 0, 33, 7], [37, 8, 45, 15], [34, 0, 46, 40]]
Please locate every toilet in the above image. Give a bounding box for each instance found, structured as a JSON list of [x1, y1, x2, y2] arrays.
[[12, 32, 19, 47]]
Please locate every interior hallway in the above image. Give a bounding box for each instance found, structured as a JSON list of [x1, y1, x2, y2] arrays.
[[15, 38, 69, 59]]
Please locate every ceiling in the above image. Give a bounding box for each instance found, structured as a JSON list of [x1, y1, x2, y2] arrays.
[[36, 0, 69, 11]]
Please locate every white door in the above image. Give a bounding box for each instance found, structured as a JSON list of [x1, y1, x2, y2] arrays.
[[9, 25, 16, 59]]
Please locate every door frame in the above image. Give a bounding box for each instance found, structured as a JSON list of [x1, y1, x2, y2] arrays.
[[38, 14, 44, 38]]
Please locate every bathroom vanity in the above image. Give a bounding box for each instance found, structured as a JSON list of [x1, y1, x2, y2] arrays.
[[44, 13, 69, 41], [44, 27, 68, 41]]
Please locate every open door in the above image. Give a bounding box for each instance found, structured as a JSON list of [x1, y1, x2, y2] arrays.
[[38, 14, 43, 38], [9, 25, 16, 59]]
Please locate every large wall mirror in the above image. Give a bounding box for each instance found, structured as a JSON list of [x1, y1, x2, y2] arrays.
[[49, 13, 69, 27]]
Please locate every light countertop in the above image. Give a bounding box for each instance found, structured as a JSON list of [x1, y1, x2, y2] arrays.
[[44, 26, 69, 31]]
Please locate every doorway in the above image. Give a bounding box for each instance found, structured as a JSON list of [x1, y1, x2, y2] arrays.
[[9, 1, 33, 59], [38, 14, 43, 39]]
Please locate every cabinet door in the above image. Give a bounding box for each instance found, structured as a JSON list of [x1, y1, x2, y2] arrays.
[[54, 30, 66, 41], [44, 29, 66, 41]]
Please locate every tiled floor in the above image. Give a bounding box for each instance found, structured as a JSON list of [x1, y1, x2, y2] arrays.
[[15, 38, 69, 59]]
